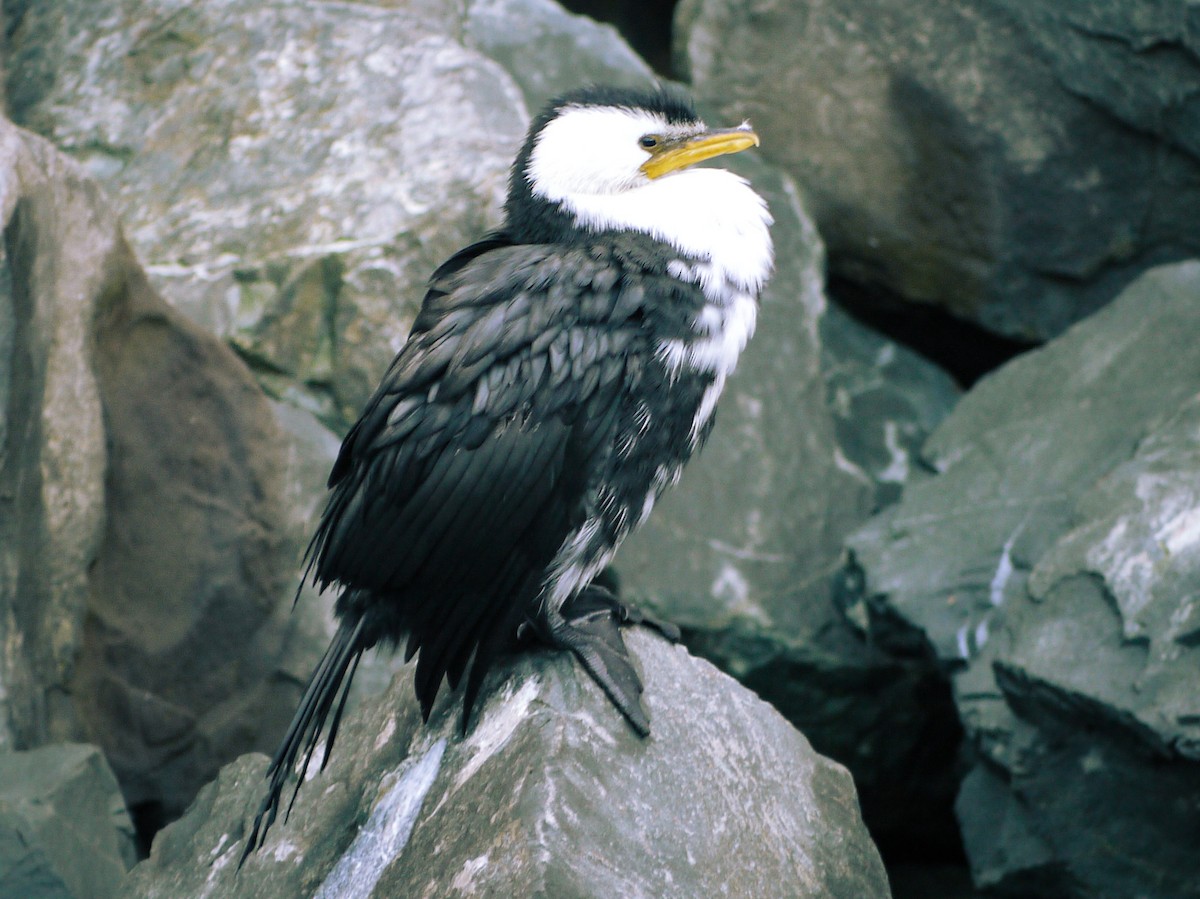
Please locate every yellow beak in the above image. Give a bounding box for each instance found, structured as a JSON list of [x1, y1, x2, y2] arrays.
[[639, 127, 760, 179]]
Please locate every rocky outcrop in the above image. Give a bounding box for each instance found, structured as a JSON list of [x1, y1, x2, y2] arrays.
[[849, 261, 1200, 897], [18, 1, 1200, 895], [0, 744, 136, 899], [675, 0, 1200, 343], [127, 631, 890, 898], [0, 118, 303, 825]]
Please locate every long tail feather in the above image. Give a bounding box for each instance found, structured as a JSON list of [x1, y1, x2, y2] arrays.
[[239, 615, 366, 866]]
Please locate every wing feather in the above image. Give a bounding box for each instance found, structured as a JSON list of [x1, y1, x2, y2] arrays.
[[307, 240, 655, 722]]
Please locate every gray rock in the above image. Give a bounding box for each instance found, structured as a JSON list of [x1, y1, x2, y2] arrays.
[[953, 763, 1059, 897], [821, 303, 959, 512], [9, 0, 529, 431], [0, 117, 301, 821], [0, 743, 137, 899], [6, 0, 657, 434], [463, 0, 657, 112], [850, 261, 1200, 897], [127, 631, 890, 899], [851, 262, 1200, 669], [675, 0, 1200, 342]]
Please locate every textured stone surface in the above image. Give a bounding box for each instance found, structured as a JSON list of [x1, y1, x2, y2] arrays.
[[675, 0, 1200, 342], [8, 0, 528, 431], [464, 0, 656, 112], [0, 117, 301, 821], [850, 261, 1200, 897], [821, 303, 959, 513], [6, 0, 666, 435], [128, 631, 890, 899], [0, 744, 137, 899]]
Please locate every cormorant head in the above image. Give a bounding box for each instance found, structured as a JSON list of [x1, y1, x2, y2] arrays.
[[504, 86, 762, 246]]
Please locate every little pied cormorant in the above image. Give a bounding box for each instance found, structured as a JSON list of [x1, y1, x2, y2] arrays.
[[241, 84, 773, 861]]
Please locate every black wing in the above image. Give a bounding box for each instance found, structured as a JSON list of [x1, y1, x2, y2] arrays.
[[306, 238, 651, 720]]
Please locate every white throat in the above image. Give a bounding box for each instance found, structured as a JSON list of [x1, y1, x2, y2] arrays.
[[551, 168, 773, 297]]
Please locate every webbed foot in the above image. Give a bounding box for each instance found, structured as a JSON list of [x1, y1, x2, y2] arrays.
[[518, 578, 679, 737]]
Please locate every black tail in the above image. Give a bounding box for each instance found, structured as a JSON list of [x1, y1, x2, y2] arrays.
[[239, 616, 366, 866]]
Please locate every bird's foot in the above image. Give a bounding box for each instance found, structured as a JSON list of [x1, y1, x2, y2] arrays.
[[558, 582, 682, 644], [519, 583, 679, 737]]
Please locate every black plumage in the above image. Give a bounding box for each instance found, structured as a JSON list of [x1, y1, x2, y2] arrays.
[[241, 85, 769, 862]]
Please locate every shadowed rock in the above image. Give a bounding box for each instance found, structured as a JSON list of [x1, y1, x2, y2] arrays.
[[676, 0, 1200, 342], [849, 261, 1200, 897], [0, 744, 136, 899], [1, 117, 302, 825]]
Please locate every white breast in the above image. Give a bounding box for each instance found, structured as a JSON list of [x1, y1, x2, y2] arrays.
[[562, 167, 771, 378], [553, 161, 771, 448]]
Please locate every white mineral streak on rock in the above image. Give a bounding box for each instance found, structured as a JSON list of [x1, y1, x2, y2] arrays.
[[314, 738, 447, 899], [453, 676, 540, 791]]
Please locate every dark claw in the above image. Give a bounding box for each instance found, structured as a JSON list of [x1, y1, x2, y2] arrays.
[[614, 603, 682, 643]]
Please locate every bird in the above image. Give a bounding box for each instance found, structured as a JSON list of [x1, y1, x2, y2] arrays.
[[240, 84, 772, 861]]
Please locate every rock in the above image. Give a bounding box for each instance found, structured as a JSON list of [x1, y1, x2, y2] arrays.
[[849, 261, 1200, 896], [463, 0, 656, 112], [126, 631, 890, 898], [4, 0, 664, 433], [0, 117, 302, 823], [7, 0, 529, 432], [820, 302, 960, 513], [0, 743, 137, 899], [675, 0, 1200, 342]]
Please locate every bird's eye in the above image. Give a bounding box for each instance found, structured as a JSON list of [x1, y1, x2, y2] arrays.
[[639, 135, 660, 150]]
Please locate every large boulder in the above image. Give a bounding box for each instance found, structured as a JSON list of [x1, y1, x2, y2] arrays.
[[0, 744, 136, 899], [849, 261, 1200, 897], [0, 117, 303, 824], [127, 631, 890, 898], [675, 0, 1200, 342], [463, 0, 656, 112]]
